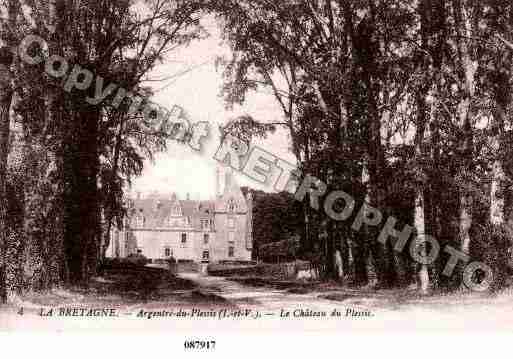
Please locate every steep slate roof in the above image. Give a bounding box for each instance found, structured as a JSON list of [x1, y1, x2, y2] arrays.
[[127, 167, 248, 228], [128, 196, 217, 229]]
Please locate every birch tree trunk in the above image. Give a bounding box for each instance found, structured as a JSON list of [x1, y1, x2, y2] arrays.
[[413, 90, 430, 292], [414, 193, 429, 292], [412, 0, 434, 294], [413, 82, 432, 294], [490, 69, 509, 226], [350, 162, 369, 286], [490, 110, 505, 226], [452, 0, 478, 257]]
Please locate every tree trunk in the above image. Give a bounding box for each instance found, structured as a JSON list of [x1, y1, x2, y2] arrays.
[[413, 85, 432, 294], [490, 84, 508, 226], [100, 117, 125, 262], [325, 220, 336, 279], [367, 102, 395, 288], [355, 161, 373, 286], [64, 106, 101, 285], [414, 191, 430, 293], [352, 232, 369, 286], [0, 50, 13, 303], [490, 134, 504, 226], [452, 0, 478, 263]]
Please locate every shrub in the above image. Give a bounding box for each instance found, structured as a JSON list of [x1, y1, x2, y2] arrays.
[[470, 222, 512, 291], [125, 253, 150, 267]]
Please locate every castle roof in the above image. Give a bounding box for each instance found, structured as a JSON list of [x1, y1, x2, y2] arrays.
[[128, 196, 216, 229], [127, 166, 249, 229]]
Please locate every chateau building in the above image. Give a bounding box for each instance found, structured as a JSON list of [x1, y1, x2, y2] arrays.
[[107, 167, 253, 263]]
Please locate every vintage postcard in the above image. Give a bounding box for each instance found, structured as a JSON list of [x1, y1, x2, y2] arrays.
[[1, 1, 513, 351]]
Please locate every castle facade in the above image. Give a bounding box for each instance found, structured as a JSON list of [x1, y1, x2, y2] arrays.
[[107, 168, 253, 263]]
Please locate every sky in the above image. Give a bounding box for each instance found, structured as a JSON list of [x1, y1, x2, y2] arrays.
[[131, 17, 296, 200]]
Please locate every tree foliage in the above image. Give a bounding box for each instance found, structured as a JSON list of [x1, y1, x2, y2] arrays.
[[211, 0, 513, 291]]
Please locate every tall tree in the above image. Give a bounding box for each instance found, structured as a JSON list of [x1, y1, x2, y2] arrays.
[[0, 0, 18, 303], [0, 47, 13, 303], [451, 0, 480, 258]]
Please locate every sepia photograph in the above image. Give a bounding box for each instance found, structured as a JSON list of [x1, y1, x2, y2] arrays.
[[1, 0, 513, 355]]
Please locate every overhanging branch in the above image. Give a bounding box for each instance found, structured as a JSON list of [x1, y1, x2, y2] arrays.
[[496, 34, 513, 52]]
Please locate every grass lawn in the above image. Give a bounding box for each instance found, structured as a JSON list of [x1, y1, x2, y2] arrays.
[[1, 265, 229, 315]]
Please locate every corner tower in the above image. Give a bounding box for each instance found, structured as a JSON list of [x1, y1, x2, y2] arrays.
[[213, 166, 252, 261]]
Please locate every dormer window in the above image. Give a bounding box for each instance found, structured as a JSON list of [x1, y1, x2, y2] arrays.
[[201, 219, 209, 230], [168, 215, 181, 227], [228, 199, 236, 212], [171, 204, 182, 216]]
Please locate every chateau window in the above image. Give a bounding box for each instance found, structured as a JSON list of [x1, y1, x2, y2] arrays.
[[202, 251, 210, 261], [186, 216, 191, 225], [135, 210, 145, 227], [164, 247, 171, 257], [201, 219, 209, 230], [228, 246, 235, 258], [203, 233, 209, 244], [181, 233, 187, 243], [228, 217, 235, 228], [172, 205, 182, 216], [228, 231, 235, 243], [228, 199, 236, 212]]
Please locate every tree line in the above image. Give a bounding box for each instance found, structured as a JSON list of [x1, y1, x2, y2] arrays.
[[211, 0, 513, 292]]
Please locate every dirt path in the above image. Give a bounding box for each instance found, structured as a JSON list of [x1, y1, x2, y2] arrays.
[[177, 273, 345, 311]]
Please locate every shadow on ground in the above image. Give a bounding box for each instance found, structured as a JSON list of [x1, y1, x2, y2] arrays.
[[226, 275, 504, 312], [17, 265, 230, 309]]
